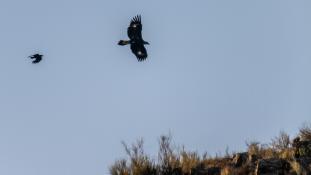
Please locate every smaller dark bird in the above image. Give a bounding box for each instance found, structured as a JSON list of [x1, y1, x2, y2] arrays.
[[29, 54, 43, 64]]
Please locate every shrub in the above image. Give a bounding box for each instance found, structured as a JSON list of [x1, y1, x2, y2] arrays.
[[299, 123, 311, 141], [157, 135, 180, 175], [271, 131, 291, 151], [246, 141, 261, 156], [246, 141, 277, 159], [112, 139, 157, 175], [179, 149, 200, 174], [110, 159, 130, 175]]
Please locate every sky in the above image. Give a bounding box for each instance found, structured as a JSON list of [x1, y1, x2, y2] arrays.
[[0, 0, 310, 175]]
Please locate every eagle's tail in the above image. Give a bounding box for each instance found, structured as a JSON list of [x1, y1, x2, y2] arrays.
[[118, 40, 130, 46]]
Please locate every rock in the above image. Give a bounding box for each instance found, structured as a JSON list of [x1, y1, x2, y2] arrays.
[[192, 166, 221, 175], [160, 167, 182, 175], [172, 167, 182, 175], [205, 167, 221, 175], [255, 158, 291, 175]]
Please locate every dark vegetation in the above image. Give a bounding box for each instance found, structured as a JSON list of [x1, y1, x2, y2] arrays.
[[110, 123, 311, 175]]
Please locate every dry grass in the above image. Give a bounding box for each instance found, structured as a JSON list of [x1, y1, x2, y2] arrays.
[[221, 165, 251, 175], [110, 139, 157, 175], [201, 157, 231, 168], [110, 159, 130, 175], [179, 150, 200, 174], [278, 148, 295, 160], [246, 141, 278, 159]]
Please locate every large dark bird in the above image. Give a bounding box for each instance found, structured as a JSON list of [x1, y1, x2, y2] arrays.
[[29, 54, 43, 64], [118, 15, 149, 61]]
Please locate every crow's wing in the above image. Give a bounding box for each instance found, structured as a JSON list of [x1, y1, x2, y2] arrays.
[[127, 15, 142, 40], [32, 58, 42, 64], [130, 43, 147, 61], [29, 54, 41, 59]]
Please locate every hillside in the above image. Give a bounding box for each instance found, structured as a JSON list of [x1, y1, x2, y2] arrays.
[[110, 124, 311, 175]]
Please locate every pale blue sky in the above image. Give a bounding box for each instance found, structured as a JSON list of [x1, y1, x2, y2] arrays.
[[0, 0, 310, 175]]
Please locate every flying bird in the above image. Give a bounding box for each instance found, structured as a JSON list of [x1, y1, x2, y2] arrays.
[[29, 54, 43, 64], [118, 15, 149, 61]]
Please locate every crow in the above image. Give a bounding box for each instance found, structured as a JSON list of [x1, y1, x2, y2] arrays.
[[29, 54, 43, 64], [118, 15, 149, 61]]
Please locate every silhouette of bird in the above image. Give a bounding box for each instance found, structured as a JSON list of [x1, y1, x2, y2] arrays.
[[29, 54, 43, 64], [118, 15, 149, 61]]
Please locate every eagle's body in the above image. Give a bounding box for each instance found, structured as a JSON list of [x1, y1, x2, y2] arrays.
[[29, 54, 43, 64], [118, 15, 149, 61]]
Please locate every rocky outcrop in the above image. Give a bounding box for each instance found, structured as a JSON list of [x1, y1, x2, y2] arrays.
[[192, 164, 221, 175], [255, 158, 291, 175], [203, 167, 221, 175], [182, 152, 310, 175]]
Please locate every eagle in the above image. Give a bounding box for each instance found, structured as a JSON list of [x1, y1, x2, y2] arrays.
[[118, 15, 149, 61], [29, 54, 43, 64]]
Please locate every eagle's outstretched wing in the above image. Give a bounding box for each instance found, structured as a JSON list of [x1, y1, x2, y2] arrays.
[[127, 15, 142, 40], [130, 43, 147, 61]]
